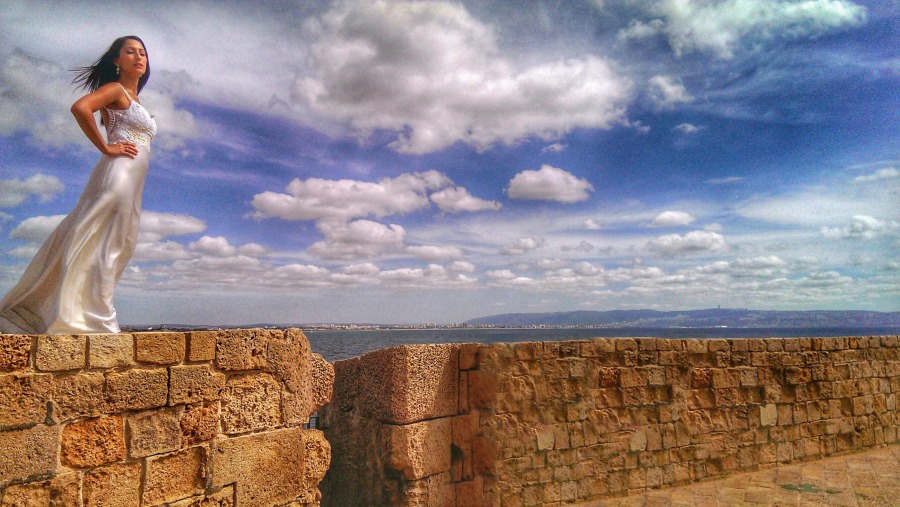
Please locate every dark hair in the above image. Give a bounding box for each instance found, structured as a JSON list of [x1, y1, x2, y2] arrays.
[[71, 36, 150, 93]]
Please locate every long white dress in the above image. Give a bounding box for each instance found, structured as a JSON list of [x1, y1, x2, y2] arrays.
[[0, 92, 156, 334]]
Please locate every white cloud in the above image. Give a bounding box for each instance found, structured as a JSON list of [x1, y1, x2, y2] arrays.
[[189, 236, 237, 257], [673, 123, 702, 135], [542, 143, 567, 154], [406, 244, 463, 262], [854, 168, 898, 183], [293, 0, 632, 153], [138, 211, 207, 242], [821, 215, 899, 240], [8, 215, 66, 243], [648, 75, 692, 108], [705, 177, 746, 185], [449, 260, 476, 273], [0, 174, 64, 207], [583, 218, 601, 230], [250, 170, 451, 222], [507, 165, 594, 203], [308, 219, 406, 260], [646, 230, 728, 256], [429, 187, 500, 213], [652, 210, 695, 227], [501, 236, 545, 256], [618, 0, 867, 59], [737, 189, 895, 227]]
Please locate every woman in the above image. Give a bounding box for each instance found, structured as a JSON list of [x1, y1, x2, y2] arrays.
[[0, 36, 156, 334]]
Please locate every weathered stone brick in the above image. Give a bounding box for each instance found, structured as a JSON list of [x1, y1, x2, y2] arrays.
[[0, 335, 31, 372], [186, 331, 218, 361], [0, 472, 79, 507], [0, 424, 58, 486], [52, 371, 107, 421], [266, 329, 312, 393], [181, 402, 219, 446], [128, 406, 182, 458], [168, 486, 234, 507], [144, 446, 206, 506], [211, 427, 328, 507], [169, 365, 225, 405], [135, 332, 186, 365], [385, 418, 451, 480], [0, 373, 51, 428], [220, 373, 281, 434], [61, 415, 125, 467], [88, 333, 134, 368], [459, 343, 480, 370], [106, 368, 169, 411], [82, 462, 141, 507], [35, 335, 85, 371], [215, 328, 269, 371]]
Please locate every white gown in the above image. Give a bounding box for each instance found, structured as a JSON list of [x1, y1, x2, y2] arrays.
[[0, 93, 156, 334]]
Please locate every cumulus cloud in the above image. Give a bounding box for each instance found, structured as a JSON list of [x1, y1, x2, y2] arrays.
[[138, 211, 207, 242], [648, 75, 692, 108], [8, 215, 66, 244], [646, 230, 727, 256], [429, 187, 500, 213], [583, 218, 601, 230], [652, 210, 695, 227], [507, 165, 594, 203], [617, 0, 867, 59], [0, 174, 64, 207], [673, 123, 702, 135], [854, 168, 898, 183], [501, 236, 545, 256], [406, 244, 463, 262], [542, 143, 567, 154], [249, 170, 498, 222], [293, 0, 632, 153], [821, 215, 898, 240], [308, 219, 406, 260]]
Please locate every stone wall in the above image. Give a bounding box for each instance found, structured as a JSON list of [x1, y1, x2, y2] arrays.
[[319, 336, 899, 506], [0, 328, 333, 507]]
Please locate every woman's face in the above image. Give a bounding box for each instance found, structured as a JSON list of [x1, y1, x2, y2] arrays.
[[115, 39, 147, 78]]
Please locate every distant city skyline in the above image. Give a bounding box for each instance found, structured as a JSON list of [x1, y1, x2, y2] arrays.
[[1, 0, 897, 325]]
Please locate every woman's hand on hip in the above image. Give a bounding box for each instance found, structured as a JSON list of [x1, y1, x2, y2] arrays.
[[105, 142, 138, 158]]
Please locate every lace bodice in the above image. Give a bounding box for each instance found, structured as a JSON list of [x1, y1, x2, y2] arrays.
[[105, 99, 156, 147]]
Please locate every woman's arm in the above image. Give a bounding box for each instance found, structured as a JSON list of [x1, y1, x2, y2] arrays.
[[70, 83, 139, 159]]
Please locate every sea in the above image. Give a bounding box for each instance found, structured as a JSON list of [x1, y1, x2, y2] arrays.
[[303, 327, 900, 362]]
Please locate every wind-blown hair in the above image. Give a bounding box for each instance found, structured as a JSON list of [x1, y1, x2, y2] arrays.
[[71, 36, 150, 93]]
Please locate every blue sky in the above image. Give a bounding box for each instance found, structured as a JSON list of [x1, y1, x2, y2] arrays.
[[0, 0, 897, 325]]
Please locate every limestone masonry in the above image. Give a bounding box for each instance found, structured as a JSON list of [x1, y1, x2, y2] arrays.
[[319, 336, 899, 506], [2, 332, 898, 506], [0, 329, 333, 507]]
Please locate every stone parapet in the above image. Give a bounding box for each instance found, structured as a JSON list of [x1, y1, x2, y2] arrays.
[[0, 328, 332, 507], [319, 336, 900, 506]]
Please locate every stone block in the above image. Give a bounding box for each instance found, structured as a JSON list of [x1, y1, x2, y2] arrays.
[[106, 368, 168, 411], [144, 446, 206, 505], [169, 486, 234, 507], [459, 343, 480, 370], [309, 353, 334, 410], [266, 328, 312, 393], [35, 335, 85, 371], [0, 424, 58, 486], [181, 402, 220, 446], [387, 418, 452, 480], [759, 403, 777, 427], [187, 331, 218, 361], [61, 415, 125, 467], [356, 344, 459, 424], [128, 406, 182, 458], [211, 427, 327, 507], [136, 332, 186, 364], [220, 373, 281, 434], [0, 335, 31, 372], [0, 472, 79, 507], [215, 328, 269, 371], [0, 373, 51, 428], [88, 333, 134, 368], [52, 372, 107, 421], [169, 365, 226, 405], [82, 462, 141, 507]]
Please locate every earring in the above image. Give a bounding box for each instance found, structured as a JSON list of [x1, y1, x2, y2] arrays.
[[115, 65, 120, 75]]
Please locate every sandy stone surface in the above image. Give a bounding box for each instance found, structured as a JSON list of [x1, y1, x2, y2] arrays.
[[35, 335, 85, 371], [88, 333, 134, 368], [61, 415, 125, 467], [143, 446, 206, 505], [0, 373, 51, 427], [136, 332, 186, 364], [106, 368, 169, 411], [0, 335, 31, 372], [187, 331, 218, 362], [169, 365, 226, 405], [128, 407, 182, 458], [0, 424, 58, 485], [51, 371, 107, 420], [82, 462, 141, 507], [220, 373, 282, 434], [180, 401, 220, 446]]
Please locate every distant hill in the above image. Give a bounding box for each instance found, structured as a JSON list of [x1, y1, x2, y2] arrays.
[[464, 309, 900, 328]]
